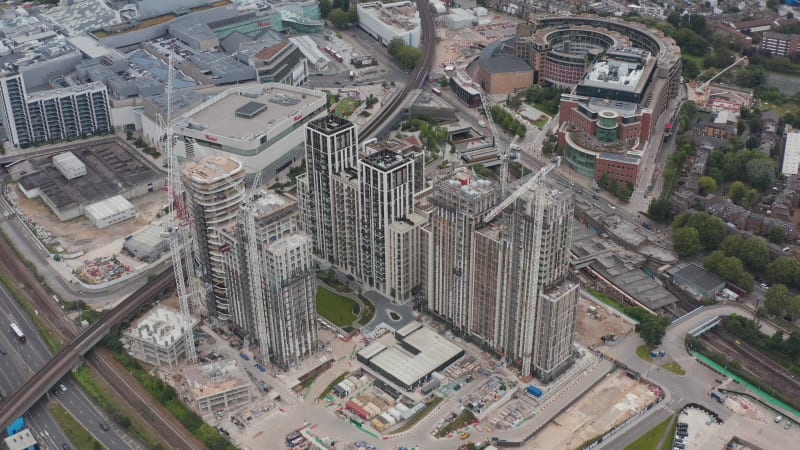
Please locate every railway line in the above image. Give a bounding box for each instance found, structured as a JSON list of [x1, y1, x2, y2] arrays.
[[359, 0, 436, 139], [0, 232, 202, 448], [702, 328, 800, 405]]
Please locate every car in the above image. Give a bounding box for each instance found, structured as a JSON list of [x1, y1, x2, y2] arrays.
[[59, 383, 67, 392], [785, 421, 792, 430], [776, 415, 783, 423], [760, 283, 769, 289], [51, 388, 60, 397], [99, 422, 110, 431], [314, 398, 319, 405], [0, 348, 5, 355], [783, 247, 791, 253], [62, 444, 70, 450]]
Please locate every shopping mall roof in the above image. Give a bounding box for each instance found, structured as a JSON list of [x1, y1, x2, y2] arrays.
[[179, 84, 325, 140]]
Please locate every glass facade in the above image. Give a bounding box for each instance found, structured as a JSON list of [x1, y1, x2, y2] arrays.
[[564, 139, 596, 178]]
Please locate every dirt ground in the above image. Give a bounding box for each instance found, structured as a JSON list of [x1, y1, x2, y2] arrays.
[[434, 14, 521, 71], [528, 371, 657, 449], [13, 184, 166, 253], [575, 297, 635, 347]]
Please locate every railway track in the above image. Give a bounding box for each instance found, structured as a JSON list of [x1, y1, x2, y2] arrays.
[[0, 230, 202, 447], [702, 328, 800, 404], [359, 0, 436, 139]]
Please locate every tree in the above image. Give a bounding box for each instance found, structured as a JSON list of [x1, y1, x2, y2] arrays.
[[768, 225, 787, 244], [685, 212, 725, 251], [348, 6, 358, 24], [319, 0, 332, 18], [698, 176, 717, 195], [647, 198, 671, 223], [742, 188, 760, 209], [765, 283, 791, 316], [745, 159, 775, 191], [673, 227, 703, 258], [768, 256, 800, 286], [329, 8, 350, 29], [639, 315, 668, 347], [727, 180, 747, 203], [739, 238, 770, 272]]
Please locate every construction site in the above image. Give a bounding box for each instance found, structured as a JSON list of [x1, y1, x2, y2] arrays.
[[528, 371, 660, 449], [434, 13, 520, 72]]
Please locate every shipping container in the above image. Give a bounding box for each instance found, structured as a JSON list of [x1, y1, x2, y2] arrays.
[[526, 385, 543, 398]]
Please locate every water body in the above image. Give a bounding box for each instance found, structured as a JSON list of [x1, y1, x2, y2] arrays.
[[765, 71, 800, 96], [128, 49, 197, 88]]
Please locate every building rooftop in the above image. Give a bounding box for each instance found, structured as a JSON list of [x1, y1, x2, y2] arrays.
[[438, 169, 497, 199], [362, 150, 409, 172], [85, 195, 135, 219], [669, 263, 725, 292], [359, 326, 464, 387], [308, 114, 355, 134], [581, 52, 650, 93], [179, 84, 326, 141], [182, 155, 244, 183], [782, 132, 800, 176], [452, 70, 480, 95], [359, 1, 420, 32], [479, 39, 531, 74], [4, 429, 36, 450], [127, 305, 198, 348], [253, 190, 294, 215], [185, 360, 251, 399], [41, 0, 122, 36]]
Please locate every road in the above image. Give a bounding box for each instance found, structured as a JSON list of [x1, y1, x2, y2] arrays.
[[596, 303, 786, 448], [0, 284, 138, 449]]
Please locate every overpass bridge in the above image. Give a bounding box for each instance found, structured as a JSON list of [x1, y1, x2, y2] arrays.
[[0, 268, 174, 428]]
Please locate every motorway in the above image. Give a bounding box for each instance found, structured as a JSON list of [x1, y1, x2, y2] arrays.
[[0, 283, 138, 449]]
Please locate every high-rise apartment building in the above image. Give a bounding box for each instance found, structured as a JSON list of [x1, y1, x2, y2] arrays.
[[0, 72, 112, 148], [300, 115, 359, 262], [358, 150, 415, 292], [220, 190, 319, 369], [427, 170, 500, 331], [182, 155, 246, 322], [426, 171, 578, 381]]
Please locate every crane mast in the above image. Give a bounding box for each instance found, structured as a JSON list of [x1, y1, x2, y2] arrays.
[[161, 52, 198, 363], [242, 172, 271, 365], [483, 157, 561, 224], [473, 83, 518, 194]]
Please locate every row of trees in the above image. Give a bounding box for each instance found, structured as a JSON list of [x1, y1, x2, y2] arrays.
[[488, 105, 526, 137], [597, 174, 633, 203], [763, 284, 800, 320], [387, 37, 421, 71], [400, 116, 448, 153], [725, 315, 800, 366], [672, 212, 726, 257]]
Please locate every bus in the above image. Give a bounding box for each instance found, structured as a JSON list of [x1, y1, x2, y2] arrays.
[[10, 322, 25, 343], [432, 88, 442, 96]]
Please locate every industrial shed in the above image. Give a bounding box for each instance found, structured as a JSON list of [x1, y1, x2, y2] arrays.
[[84, 195, 135, 229], [52, 151, 86, 180], [123, 225, 169, 262], [357, 325, 464, 390]]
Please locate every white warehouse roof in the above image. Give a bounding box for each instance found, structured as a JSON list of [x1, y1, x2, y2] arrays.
[[367, 327, 463, 388], [52, 151, 84, 170], [783, 131, 800, 175], [84, 195, 134, 220]]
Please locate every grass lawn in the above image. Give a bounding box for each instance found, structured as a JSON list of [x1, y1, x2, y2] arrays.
[[624, 416, 672, 450], [334, 97, 362, 117], [49, 403, 105, 450], [316, 286, 358, 327], [532, 115, 549, 130], [637, 345, 654, 362], [662, 361, 687, 376], [659, 418, 679, 450]]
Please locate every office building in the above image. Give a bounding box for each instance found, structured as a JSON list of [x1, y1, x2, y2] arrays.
[[760, 32, 800, 58], [0, 72, 112, 148], [220, 191, 319, 369], [181, 155, 246, 322]]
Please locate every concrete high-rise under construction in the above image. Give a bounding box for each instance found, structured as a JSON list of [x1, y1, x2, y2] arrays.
[[426, 170, 578, 382], [182, 155, 246, 322], [220, 191, 318, 369]]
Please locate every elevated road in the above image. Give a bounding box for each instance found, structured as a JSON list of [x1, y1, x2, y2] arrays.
[[0, 268, 174, 428], [359, 0, 435, 139]]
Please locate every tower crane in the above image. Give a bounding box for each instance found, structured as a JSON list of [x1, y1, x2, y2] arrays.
[[160, 52, 199, 363], [473, 82, 520, 194], [695, 56, 748, 94], [241, 172, 272, 366], [482, 157, 561, 224]]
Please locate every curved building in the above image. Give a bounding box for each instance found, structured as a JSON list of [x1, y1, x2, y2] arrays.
[[474, 40, 534, 95]]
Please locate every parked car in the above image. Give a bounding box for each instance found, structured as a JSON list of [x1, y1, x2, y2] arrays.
[[99, 422, 110, 431]]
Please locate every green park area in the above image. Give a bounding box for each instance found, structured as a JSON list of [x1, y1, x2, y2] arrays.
[[316, 286, 358, 327], [334, 97, 361, 117]]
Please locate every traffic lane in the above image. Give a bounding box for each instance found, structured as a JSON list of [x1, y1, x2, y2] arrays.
[[58, 376, 138, 450], [25, 398, 71, 450], [0, 284, 138, 449]]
